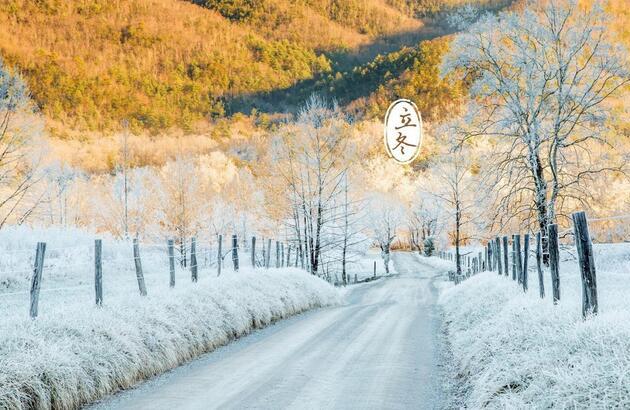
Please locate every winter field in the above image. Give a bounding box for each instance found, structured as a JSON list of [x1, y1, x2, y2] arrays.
[[429, 243, 630, 408], [0, 226, 340, 409]]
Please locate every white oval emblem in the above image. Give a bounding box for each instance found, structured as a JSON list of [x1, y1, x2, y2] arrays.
[[384, 99, 422, 164]]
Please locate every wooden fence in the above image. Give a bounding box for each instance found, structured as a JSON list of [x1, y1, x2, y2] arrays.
[[23, 234, 301, 319], [439, 211, 599, 319]]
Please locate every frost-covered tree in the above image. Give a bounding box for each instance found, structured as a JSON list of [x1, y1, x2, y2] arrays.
[[423, 237, 435, 257], [408, 193, 442, 254], [429, 139, 478, 276], [0, 58, 44, 228], [442, 0, 630, 264], [91, 167, 153, 239], [41, 162, 83, 227], [158, 156, 207, 266], [326, 170, 366, 285], [368, 193, 404, 274], [275, 95, 353, 276]]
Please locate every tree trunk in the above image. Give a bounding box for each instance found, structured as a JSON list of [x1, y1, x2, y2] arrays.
[[455, 199, 462, 276], [530, 148, 550, 266], [382, 245, 391, 274]]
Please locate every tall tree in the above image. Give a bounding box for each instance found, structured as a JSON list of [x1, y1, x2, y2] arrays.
[[369, 193, 404, 274], [442, 0, 629, 263], [276, 95, 352, 275], [408, 194, 442, 254], [429, 139, 478, 276], [0, 58, 44, 228]]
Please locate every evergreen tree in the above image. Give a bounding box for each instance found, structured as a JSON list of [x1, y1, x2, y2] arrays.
[[423, 237, 435, 257]]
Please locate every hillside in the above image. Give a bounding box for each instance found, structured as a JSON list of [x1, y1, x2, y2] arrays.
[[0, 0, 512, 136], [3, 0, 623, 139], [0, 0, 423, 134]]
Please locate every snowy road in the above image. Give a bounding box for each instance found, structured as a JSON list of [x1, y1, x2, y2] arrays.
[[91, 253, 446, 410]]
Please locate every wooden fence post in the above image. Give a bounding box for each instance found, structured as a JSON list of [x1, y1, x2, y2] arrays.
[[190, 237, 198, 282], [548, 224, 560, 304], [515, 234, 523, 285], [502, 236, 509, 278], [536, 232, 544, 298], [483, 245, 490, 270], [232, 234, 239, 272], [275, 241, 280, 268], [522, 233, 529, 292], [281, 243, 285, 267], [487, 245, 492, 271], [251, 236, 256, 269], [261, 238, 266, 269], [95, 239, 103, 306], [133, 238, 147, 296], [167, 239, 175, 287], [573, 211, 598, 318], [265, 239, 271, 269], [217, 234, 223, 277], [491, 237, 502, 275], [495, 237, 502, 275], [373, 260, 376, 278], [30, 242, 46, 318], [511, 235, 517, 281], [478, 252, 482, 273], [286, 245, 291, 268]]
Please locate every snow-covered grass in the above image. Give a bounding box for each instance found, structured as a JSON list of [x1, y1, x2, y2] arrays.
[[0, 269, 339, 409], [439, 243, 630, 408], [0, 226, 339, 409]]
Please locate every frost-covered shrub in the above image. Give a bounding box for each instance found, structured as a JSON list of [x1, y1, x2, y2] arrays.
[[439, 243, 630, 408], [0, 269, 339, 409], [423, 237, 435, 257]]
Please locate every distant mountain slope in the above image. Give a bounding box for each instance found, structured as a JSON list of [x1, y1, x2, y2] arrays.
[[191, 0, 422, 47], [6, 0, 613, 138], [0, 0, 423, 134], [0, 0, 336, 132]]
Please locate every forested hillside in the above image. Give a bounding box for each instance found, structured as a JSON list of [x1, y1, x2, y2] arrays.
[[0, 0, 503, 136], [1, 0, 626, 174]]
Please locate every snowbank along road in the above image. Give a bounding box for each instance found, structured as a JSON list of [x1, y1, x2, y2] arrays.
[[92, 253, 446, 410]]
